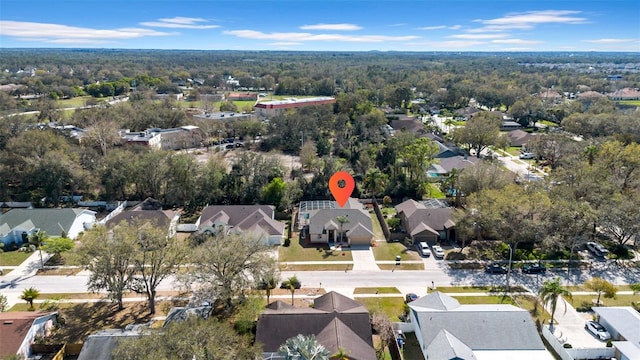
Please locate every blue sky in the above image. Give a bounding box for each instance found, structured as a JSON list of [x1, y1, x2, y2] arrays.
[[1, 0, 639, 51]]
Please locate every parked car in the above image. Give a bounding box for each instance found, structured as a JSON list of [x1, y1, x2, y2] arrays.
[[586, 242, 609, 257], [485, 263, 508, 274], [585, 321, 611, 341], [522, 263, 547, 274], [519, 152, 535, 159], [417, 242, 431, 257], [431, 245, 445, 259], [405, 293, 419, 303]]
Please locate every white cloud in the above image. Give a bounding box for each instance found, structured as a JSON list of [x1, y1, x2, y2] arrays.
[[141, 17, 219, 29], [583, 38, 636, 44], [449, 33, 509, 40], [223, 30, 419, 43], [299, 23, 361, 31], [492, 38, 543, 45], [470, 10, 587, 32], [0, 21, 173, 44], [418, 25, 462, 31], [419, 25, 446, 30]]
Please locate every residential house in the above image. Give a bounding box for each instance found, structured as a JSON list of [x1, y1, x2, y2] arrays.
[[0, 202, 33, 213], [255, 291, 376, 360], [0, 312, 57, 359], [433, 140, 461, 159], [507, 129, 538, 147], [538, 89, 564, 104], [607, 88, 640, 101], [389, 115, 424, 135], [197, 205, 285, 246], [105, 199, 180, 237], [592, 307, 640, 360], [297, 198, 373, 247], [454, 106, 479, 120], [500, 120, 523, 131], [576, 91, 605, 100], [193, 111, 253, 122], [254, 97, 335, 117], [0, 208, 96, 248], [78, 328, 147, 360], [428, 155, 480, 179], [409, 292, 554, 360], [395, 199, 455, 245]]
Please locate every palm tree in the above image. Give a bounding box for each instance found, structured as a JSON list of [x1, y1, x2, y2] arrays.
[[28, 230, 48, 268], [332, 347, 350, 360], [538, 277, 572, 328], [335, 216, 350, 246], [363, 168, 387, 202], [21, 287, 41, 311], [262, 274, 279, 305], [282, 276, 300, 306], [583, 144, 599, 166], [278, 334, 330, 360]]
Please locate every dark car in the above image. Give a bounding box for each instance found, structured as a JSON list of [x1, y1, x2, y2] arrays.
[[405, 293, 419, 303], [485, 263, 508, 274], [522, 263, 547, 274]]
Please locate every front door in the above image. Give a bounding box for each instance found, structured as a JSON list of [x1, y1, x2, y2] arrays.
[[328, 230, 335, 243]]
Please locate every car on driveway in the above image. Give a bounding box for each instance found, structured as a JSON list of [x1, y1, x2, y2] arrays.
[[431, 245, 445, 259], [417, 242, 431, 257], [522, 263, 547, 274], [485, 263, 508, 274], [585, 321, 611, 341], [586, 242, 609, 257]]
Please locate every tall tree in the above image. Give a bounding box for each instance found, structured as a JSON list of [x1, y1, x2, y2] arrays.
[[399, 137, 438, 182], [130, 222, 186, 315], [184, 232, 275, 312], [452, 111, 507, 157], [363, 168, 388, 201], [77, 225, 137, 310], [113, 317, 262, 359], [28, 230, 48, 268], [538, 277, 572, 328]]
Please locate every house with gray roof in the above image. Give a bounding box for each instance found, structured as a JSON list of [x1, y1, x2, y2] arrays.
[[297, 198, 373, 247], [78, 328, 147, 360], [507, 129, 538, 147], [409, 292, 554, 360], [593, 307, 640, 360], [197, 205, 284, 245], [255, 291, 376, 360], [395, 199, 455, 245], [105, 200, 180, 238], [0, 208, 96, 249]]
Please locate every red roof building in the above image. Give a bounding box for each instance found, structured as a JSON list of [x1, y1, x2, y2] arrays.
[[254, 97, 335, 117]]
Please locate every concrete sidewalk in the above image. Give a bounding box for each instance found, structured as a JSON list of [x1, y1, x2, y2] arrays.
[[1, 250, 53, 308]]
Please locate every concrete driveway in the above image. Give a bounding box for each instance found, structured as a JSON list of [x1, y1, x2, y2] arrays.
[[545, 295, 604, 349]]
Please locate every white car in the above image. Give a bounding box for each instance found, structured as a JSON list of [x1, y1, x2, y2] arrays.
[[519, 152, 535, 159], [432, 245, 445, 259], [417, 242, 431, 257], [585, 321, 611, 341], [586, 242, 609, 257]]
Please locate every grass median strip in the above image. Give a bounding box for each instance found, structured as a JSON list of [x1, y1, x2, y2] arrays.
[[353, 287, 401, 295], [378, 263, 424, 270], [279, 264, 353, 271]]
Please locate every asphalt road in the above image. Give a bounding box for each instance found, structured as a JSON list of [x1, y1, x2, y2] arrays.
[[3, 260, 638, 303]]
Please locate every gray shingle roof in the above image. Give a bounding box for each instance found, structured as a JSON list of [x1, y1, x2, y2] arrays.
[[0, 208, 93, 237], [78, 329, 145, 360], [426, 329, 477, 360], [593, 307, 640, 345], [256, 292, 375, 360], [396, 200, 455, 235], [410, 292, 545, 351], [199, 205, 283, 237], [105, 209, 175, 230]]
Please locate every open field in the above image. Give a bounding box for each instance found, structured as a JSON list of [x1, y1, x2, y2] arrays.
[[55, 96, 92, 108], [353, 287, 401, 294], [355, 297, 405, 322]]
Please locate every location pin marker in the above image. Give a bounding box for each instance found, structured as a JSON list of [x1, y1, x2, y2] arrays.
[[329, 171, 355, 208]]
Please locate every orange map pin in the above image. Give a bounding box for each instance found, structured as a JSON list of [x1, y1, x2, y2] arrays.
[[329, 171, 355, 208]]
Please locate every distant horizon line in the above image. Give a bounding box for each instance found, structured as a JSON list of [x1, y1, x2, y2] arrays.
[[1, 48, 639, 54]]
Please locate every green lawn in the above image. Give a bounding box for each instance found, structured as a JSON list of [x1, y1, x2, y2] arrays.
[[539, 120, 559, 127], [278, 239, 353, 262], [378, 263, 424, 270], [355, 297, 405, 322], [570, 294, 638, 308], [506, 146, 522, 156], [513, 294, 551, 324], [425, 183, 445, 199], [564, 284, 632, 292], [617, 100, 640, 106], [372, 242, 421, 261], [436, 286, 496, 293], [55, 96, 92, 108], [279, 264, 352, 271], [0, 251, 31, 266], [370, 213, 385, 241], [381, 206, 396, 216], [353, 287, 400, 294]]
